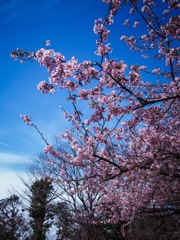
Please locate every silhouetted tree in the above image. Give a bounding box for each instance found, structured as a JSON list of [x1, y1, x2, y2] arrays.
[[0, 194, 29, 240], [28, 178, 54, 240]]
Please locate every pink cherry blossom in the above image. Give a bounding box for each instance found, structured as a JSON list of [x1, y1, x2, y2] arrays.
[[45, 40, 50, 46], [20, 114, 32, 126], [124, 19, 130, 26]]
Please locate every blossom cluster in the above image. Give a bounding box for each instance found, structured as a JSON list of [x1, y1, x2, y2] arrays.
[[20, 114, 32, 126]]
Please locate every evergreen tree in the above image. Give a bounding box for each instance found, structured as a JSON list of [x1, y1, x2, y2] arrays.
[[29, 178, 54, 240]]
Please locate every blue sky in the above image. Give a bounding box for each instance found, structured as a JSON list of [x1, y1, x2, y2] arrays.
[[0, 0, 166, 198], [0, 0, 114, 198]]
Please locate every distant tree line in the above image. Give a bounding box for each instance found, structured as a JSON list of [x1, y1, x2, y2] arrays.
[[0, 140, 179, 240], [1, 178, 179, 240], [0, 179, 124, 240]]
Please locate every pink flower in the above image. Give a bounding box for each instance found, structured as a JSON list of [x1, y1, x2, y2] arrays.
[[163, 9, 169, 15], [10, 51, 18, 60], [152, 68, 161, 74], [43, 145, 53, 154], [141, 5, 149, 12], [124, 19, 130, 26], [37, 81, 55, 94], [133, 21, 139, 28], [20, 114, 32, 126], [129, 8, 135, 14], [95, 41, 112, 56], [45, 40, 50, 46]]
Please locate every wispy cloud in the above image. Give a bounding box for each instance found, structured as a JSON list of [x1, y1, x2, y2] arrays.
[[0, 0, 63, 23], [0, 167, 28, 199], [0, 0, 36, 22], [0, 151, 31, 164], [0, 140, 8, 147], [0, 0, 96, 23]]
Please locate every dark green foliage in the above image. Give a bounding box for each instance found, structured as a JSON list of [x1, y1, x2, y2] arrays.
[[29, 178, 54, 240], [99, 223, 124, 240]]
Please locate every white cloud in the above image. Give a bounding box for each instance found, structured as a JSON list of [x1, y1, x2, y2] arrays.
[[0, 152, 31, 164], [0, 152, 31, 199], [0, 168, 28, 199]]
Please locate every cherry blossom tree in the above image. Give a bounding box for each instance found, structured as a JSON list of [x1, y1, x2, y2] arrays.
[[12, 0, 180, 236], [28, 139, 124, 239]]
